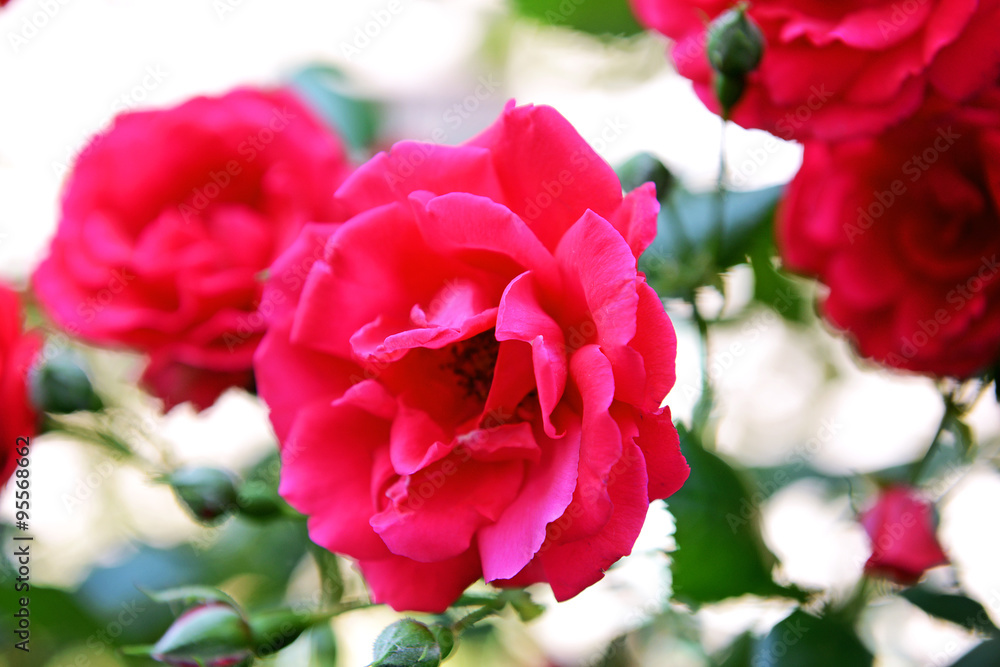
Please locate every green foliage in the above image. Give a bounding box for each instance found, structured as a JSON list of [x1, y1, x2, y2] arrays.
[[753, 610, 873, 667], [311, 623, 340, 666], [149, 604, 253, 666], [288, 64, 381, 154], [951, 640, 1000, 666], [747, 230, 812, 323], [142, 586, 240, 610], [901, 588, 1000, 636], [640, 184, 785, 299], [166, 467, 240, 523], [617, 152, 675, 199], [713, 632, 755, 667], [510, 0, 643, 37], [667, 425, 807, 605], [29, 346, 104, 414], [371, 619, 443, 667]]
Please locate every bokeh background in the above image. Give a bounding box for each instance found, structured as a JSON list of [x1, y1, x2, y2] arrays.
[[2, 1, 1000, 665]]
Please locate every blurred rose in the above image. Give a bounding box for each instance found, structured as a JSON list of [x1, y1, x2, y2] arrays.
[[33, 88, 352, 410], [630, 0, 1000, 140], [254, 101, 689, 612], [0, 285, 42, 487], [860, 485, 948, 584], [779, 91, 1000, 377]]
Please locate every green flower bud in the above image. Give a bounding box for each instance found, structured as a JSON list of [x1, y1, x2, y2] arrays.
[[29, 347, 103, 414], [616, 152, 675, 203], [707, 5, 765, 77], [151, 603, 253, 667], [235, 479, 287, 519], [168, 467, 239, 522], [372, 619, 442, 667], [429, 625, 455, 661]]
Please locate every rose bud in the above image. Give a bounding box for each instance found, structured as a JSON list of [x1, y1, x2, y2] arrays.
[[167, 467, 239, 523], [151, 603, 253, 667], [28, 346, 103, 415], [706, 4, 765, 78], [859, 485, 948, 585]]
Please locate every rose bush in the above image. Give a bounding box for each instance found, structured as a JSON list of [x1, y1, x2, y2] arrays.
[[1, 284, 42, 487], [33, 87, 352, 410], [859, 485, 948, 585], [254, 101, 689, 612], [778, 90, 1000, 377], [630, 0, 1000, 140]]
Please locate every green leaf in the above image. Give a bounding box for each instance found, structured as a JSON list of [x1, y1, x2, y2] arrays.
[[311, 623, 339, 667], [142, 585, 241, 610], [901, 588, 1000, 636], [667, 425, 806, 605], [753, 610, 873, 667], [310, 543, 345, 605], [641, 185, 784, 298], [713, 632, 755, 667], [747, 229, 812, 323], [952, 640, 1000, 666], [943, 413, 975, 458], [616, 152, 675, 200], [510, 0, 643, 37], [504, 589, 545, 622], [287, 64, 380, 153]]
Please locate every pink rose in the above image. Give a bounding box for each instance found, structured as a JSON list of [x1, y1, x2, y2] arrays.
[[33, 88, 352, 410], [0, 285, 42, 487], [778, 90, 1000, 377], [254, 101, 689, 612], [630, 0, 1000, 140], [860, 485, 948, 585]]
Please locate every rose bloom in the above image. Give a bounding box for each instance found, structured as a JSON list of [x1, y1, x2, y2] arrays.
[[33, 88, 352, 410], [859, 485, 948, 585], [0, 285, 42, 487], [630, 0, 1000, 140], [779, 90, 1000, 377], [255, 101, 689, 612]]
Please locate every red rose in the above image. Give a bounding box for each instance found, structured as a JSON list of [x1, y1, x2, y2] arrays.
[[0, 285, 42, 487], [778, 91, 1000, 377], [630, 0, 1000, 140], [33, 88, 352, 410], [859, 485, 948, 585], [254, 101, 689, 612]]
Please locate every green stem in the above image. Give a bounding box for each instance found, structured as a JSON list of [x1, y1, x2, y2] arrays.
[[452, 604, 500, 634], [690, 297, 714, 437], [910, 393, 957, 484], [711, 116, 727, 263]]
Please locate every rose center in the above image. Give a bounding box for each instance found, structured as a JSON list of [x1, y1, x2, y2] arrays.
[[443, 330, 500, 402]]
